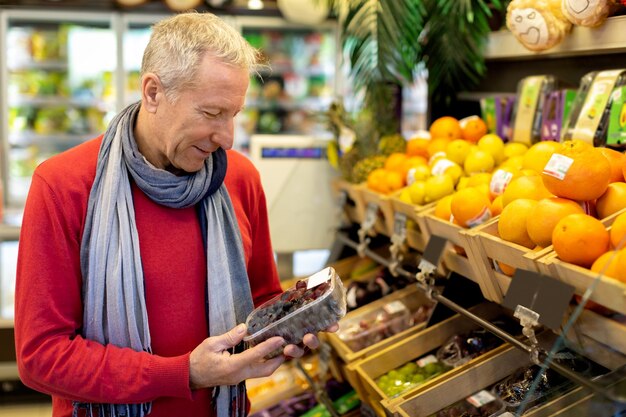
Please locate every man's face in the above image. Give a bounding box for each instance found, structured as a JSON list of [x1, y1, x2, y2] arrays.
[[151, 54, 249, 173]]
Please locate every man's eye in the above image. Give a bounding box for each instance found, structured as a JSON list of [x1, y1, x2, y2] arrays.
[[205, 111, 220, 118]]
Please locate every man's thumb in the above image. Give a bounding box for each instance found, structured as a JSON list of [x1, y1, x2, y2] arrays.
[[221, 323, 247, 349]]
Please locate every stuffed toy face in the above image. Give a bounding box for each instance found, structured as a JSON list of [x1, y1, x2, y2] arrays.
[[562, 0, 621, 27], [507, 0, 572, 52], [509, 8, 551, 48]]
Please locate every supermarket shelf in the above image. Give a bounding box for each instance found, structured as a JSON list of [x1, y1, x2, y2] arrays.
[[9, 95, 111, 108], [8, 59, 67, 71], [247, 96, 333, 111], [9, 131, 98, 147], [334, 231, 626, 405], [0, 224, 20, 240], [485, 15, 626, 60]]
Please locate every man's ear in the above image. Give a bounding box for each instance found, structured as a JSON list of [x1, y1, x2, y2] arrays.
[[141, 73, 162, 113]]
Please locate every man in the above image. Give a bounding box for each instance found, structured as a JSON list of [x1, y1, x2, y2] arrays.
[[14, 11, 333, 417]]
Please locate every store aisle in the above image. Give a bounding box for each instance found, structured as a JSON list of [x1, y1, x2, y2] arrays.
[[0, 403, 52, 416]]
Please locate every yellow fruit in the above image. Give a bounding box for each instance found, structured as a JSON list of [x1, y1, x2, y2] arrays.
[[456, 176, 470, 191], [464, 149, 495, 175], [522, 140, 561, 173], [499, 155, 525, 171], [491, 195, 504, 216], [596, 182, 626, 219], [445, 139, 473, 165], [424, 175, 455, 203], [431, 158, 463, 185], [478, 134, 506, 164], [526, 197, 585, 248], [408, 181, 427, 205], [434, 194, 454, 221], [502, 175, 553, 207], [398, 187, 413, 204], [467, 172, 493, 188], [406, 164, 431, 185], [498, 198, 538, 248], [504, 142, 529, 159]]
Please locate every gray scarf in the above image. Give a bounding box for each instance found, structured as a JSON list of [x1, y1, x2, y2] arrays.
[[76, 102, 254, 417]]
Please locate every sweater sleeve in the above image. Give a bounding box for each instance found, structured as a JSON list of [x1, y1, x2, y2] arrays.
[[14, 171, 193, 404]]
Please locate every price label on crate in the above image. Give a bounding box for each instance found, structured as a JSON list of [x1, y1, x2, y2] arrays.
[[503, 268, 575, 330], [417, 354, 438, 367], [466, 390, 496, 407]]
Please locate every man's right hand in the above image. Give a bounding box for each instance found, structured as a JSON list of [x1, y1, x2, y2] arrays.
[[189, 323, 285, 389]]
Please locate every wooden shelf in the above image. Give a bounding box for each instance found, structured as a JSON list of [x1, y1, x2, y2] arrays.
[[485, 16, 626, 60]]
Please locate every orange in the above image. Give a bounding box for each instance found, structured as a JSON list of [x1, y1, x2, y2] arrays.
[[427, 137, 452, 159], [384, 152, 408, 172], [490, 195, 504, 216], [541, 140, 611, 202], [598, 147, 625, 183], [501, 175, 553, 207], [552, 213, 610, 268], [459, 116, 488, 143], [590, 250, 622, 279], [526, 197, 585, 248], [406, 138, 430, 159], [610, 211, 626, 249], [450, 187, 492, 228], [434, 194, 454, 221], [383, 170, 404, 194], [497, 261, 516, 277], [498, 198, 538, 248], [522, 140, 562, 173], [429, 116, 462, 140], [366, 168, 387, 193], [596, 182, 626, 219]]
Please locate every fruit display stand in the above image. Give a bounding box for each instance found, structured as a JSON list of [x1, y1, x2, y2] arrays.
[[420, 208, 481, 287], [389, 334, 594, 417], [350, 302, 505, 417], [536, 209, 626, 316], [331, 179, 367, 225], [388, 194, 435, 252], [466, 215, 554, 304], [359, 186, 396, 237], [323, 285, 434, 396]]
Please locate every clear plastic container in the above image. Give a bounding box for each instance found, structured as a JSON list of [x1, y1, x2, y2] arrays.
[[244, 267, 347, 357], [337, 300, 413, 352]]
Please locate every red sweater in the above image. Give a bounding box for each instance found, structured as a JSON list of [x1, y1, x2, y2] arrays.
[[14, 137, 282, 417]]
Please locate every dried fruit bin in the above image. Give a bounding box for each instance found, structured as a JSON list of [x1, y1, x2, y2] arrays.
[[359, 186, 396, 236], [421, 208, 480, 284], [323, 286, 434, 394], [536, 209, 626, 315], [244, 267, 347, 357], [390, 332, 593, 417], [389, 192, 435, 252], [330, 179, 367, 225], [466, 215, 553, 304], [351, 303, 506, 417]]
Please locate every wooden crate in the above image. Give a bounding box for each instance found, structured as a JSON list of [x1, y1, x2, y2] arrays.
[[467, 216, 554, 304], [421, 209, 480, 284], [331, 179, 367, 225], [575, 309, 626, 356], [388, 194, 435, 252], [360, 186, 396, 237], [350, 303, 505, 417], [324, 286, 434, 397], [391, 332, 589, 417]]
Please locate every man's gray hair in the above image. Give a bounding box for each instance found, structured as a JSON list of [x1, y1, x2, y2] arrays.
[[141, 11, 260, 102]]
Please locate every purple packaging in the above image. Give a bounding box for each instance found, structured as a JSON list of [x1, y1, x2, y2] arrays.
[[496, 95, 516, 142], [540, 89, 576, 142]]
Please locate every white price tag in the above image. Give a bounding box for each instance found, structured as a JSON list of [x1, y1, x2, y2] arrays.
[[406, 167, 417, 185], [466, 206, 491, 228], [489, 169, 513, 196], [339, 127, 356, 154], [417, 354, 438, 367], [307, 267, 332, 290], [500, 413, 515, 417], [543, 153, 574, 180], [466, 390, 496, 407], [431, 158, 456, 176], [383, 301, 406, 316]]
